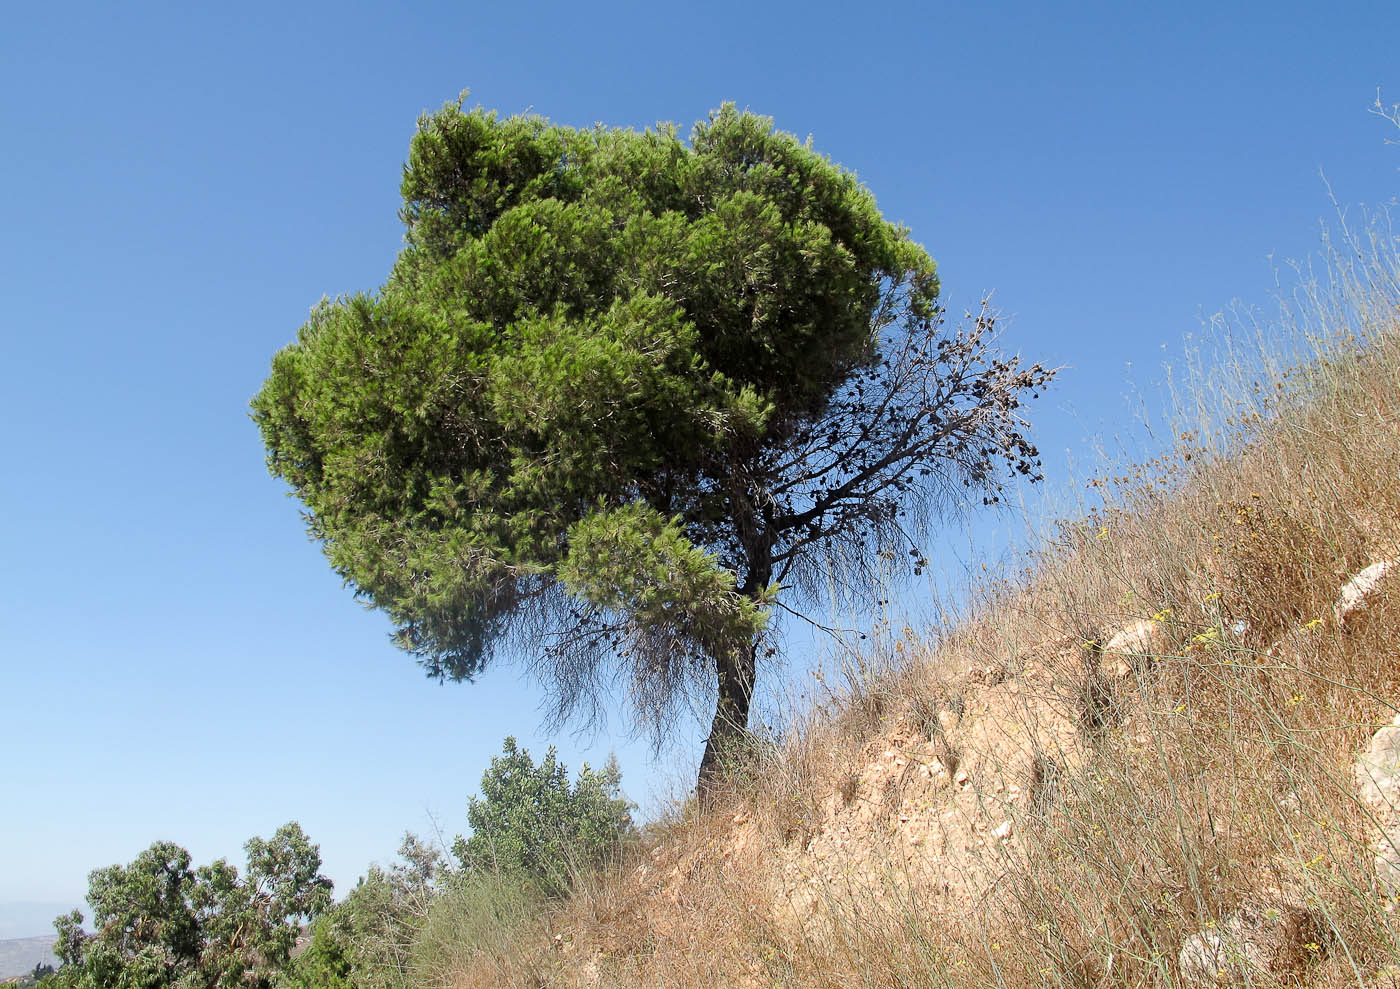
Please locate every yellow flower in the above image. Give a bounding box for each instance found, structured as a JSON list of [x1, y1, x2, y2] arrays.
[[1151, 608, 1173, 623], [1097, 526, 1110, 540], [1203, 590, 1221, 602], [1305, 617, 1325, 630]]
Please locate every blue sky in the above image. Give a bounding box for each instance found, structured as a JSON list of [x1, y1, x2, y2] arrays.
[[2, 0, 1398, 934]]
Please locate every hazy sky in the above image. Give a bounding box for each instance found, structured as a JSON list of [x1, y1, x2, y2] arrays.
[[3, 0, 1398, 933]]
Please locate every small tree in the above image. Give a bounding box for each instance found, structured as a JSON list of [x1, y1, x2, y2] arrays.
[[51, 823, 331, 988], [289, 840, 436, 989], [278, 912, 356, 989], [19, 963, 56, 989], [254, 97, 1054, 794], [453, 737, 632, 896]]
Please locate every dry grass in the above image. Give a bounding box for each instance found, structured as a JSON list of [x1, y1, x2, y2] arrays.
[[433, 204, 1400, 986]]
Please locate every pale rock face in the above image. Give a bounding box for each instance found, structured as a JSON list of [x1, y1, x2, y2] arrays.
[[1357, 710, 1400, 820], [1178, 921, 1267, 984], [1358, 710, 1400, 897], [1177, 905, 1319, 984], [1099, 619, 1164, 679], [1376, 827, 1400, 897], [1335, 558, 1398, 630]]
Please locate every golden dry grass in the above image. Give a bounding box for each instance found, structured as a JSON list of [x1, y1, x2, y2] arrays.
[[430, 210, 1400, 988]]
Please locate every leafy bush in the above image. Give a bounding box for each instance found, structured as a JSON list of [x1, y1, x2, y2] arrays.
[[452, 737, 633, 896], [398, 870, 540, 988], [286, 739, 634, 986], [276, 911, 354, 989], [282, 834, 442, 989]]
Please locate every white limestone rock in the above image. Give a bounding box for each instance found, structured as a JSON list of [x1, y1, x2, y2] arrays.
[[1099, 619, 1165, 679], [1357, 710, 1400, 821], [1376, 826, 1400, 898], [1178, 904, 1321, 984], [1335, 558, 1398, 630]]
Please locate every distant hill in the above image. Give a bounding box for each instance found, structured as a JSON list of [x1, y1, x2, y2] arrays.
[[0, 937, 59, 980]]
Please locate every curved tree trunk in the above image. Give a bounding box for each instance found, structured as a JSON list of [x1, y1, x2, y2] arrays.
[[696, 526, 770, 804], [696, 637, 757, 803]]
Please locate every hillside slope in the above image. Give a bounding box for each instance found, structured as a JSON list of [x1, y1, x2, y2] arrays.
[[437, 244, 1400, 987]]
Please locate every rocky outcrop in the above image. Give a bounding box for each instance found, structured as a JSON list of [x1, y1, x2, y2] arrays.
[[1357, 709, 1400, 896], [1357, 711, 1400, 815], [1335, 558, 1397, 630], [1341, 555, 1400, 897], [1098, 618, 1165, 679], [1178, 904, 1325, 984]]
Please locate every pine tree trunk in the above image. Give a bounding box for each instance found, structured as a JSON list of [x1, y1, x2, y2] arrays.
[[696, 529, 769, 804], [696, 637, 757, 804]]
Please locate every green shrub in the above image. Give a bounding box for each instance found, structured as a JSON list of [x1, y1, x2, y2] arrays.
[[452, 737, 634, 896], [283, 834, 442, 989]]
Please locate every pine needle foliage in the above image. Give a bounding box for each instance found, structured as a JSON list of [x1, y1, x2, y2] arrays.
[[252, 94, 1053, 789]]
